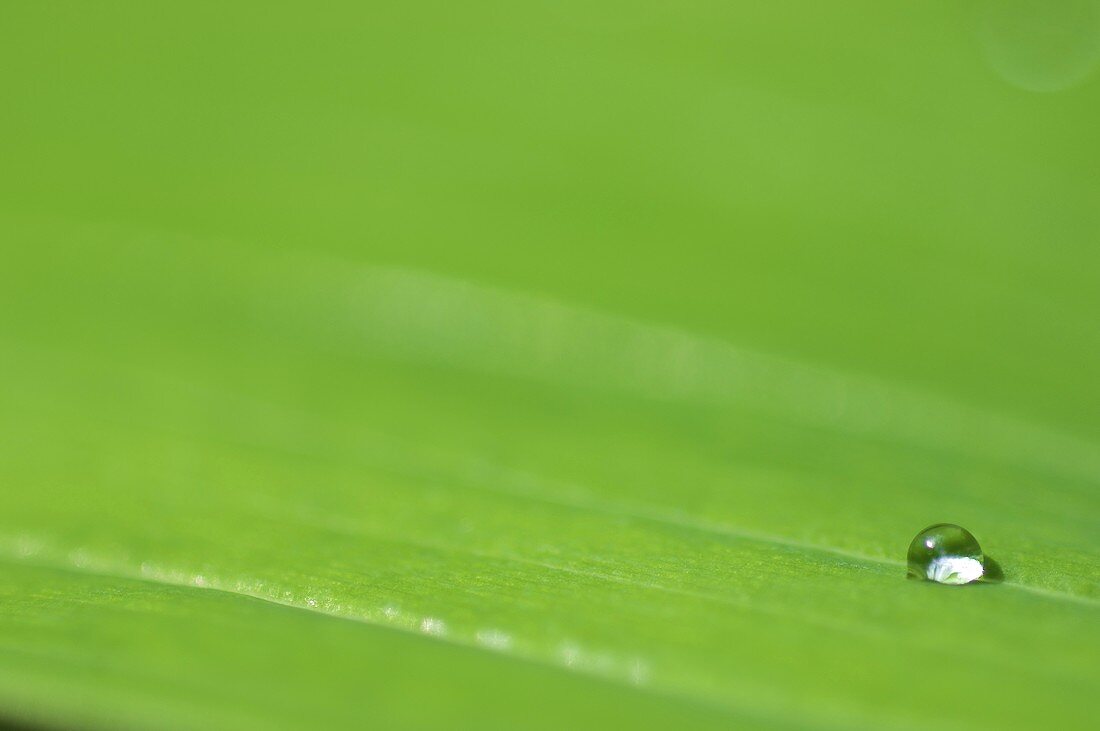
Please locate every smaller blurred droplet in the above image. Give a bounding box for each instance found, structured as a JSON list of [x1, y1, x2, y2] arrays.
[[476, 629, 512, 651], [907, 523, 985, 585], [420, 617, 446, 636], [979, 0, 1100, 92]]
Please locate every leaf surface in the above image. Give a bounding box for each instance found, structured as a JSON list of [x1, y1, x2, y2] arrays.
[[1, 2, 1099, 730]]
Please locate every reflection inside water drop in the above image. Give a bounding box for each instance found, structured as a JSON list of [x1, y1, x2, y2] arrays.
[[907, 523, 985, 585]]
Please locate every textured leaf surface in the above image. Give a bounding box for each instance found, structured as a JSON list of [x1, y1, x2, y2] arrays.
[[2, 2, 1099, 730]]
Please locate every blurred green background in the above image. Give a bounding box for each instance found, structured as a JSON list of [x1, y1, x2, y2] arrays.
[[1, 2, 1098, 730]]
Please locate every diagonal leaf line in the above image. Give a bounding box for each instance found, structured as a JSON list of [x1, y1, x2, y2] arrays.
[[0, 547, 1081, 731], [253, 499, 897, 635], [1004, 582, 1100, 608], [256, 496, 1099, 613], [0, 553, 845, 731], [4, 340, 1096, 607], [3, 334, 1098, 605], [0, 341, 911, 571], [249, 451, 1099, 607], [427, 467, 1100, 607], [0, 552, 617, 681], [255, 502, 1100, 692]]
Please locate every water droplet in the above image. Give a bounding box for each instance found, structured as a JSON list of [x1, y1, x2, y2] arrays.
[[979, 0, 1100, 92], [907, 523, 985, 585]]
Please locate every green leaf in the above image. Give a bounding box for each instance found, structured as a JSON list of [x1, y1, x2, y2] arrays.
[[1, 2, 1099, 730]]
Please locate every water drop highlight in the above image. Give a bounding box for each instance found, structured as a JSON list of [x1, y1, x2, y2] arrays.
[[907, 523, 985, 585]]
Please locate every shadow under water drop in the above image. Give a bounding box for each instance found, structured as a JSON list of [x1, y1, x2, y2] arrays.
[[980, 555, 1004, 584]]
